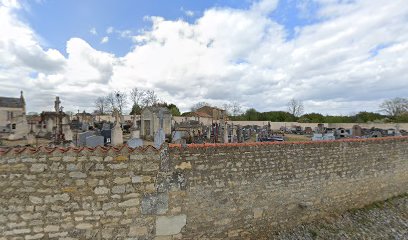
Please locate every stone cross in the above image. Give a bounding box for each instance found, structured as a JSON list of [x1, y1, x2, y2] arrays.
[[158, 109, 164, 129]]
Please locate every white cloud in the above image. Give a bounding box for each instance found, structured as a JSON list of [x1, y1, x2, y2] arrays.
[[180, 7, 194, 17], [106, 26, 114, 34], [100, 36, 109, 44], [1, 0, 408, 115], [90, 27, 97, 35]]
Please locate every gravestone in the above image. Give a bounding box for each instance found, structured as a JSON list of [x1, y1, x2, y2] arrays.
[[154, 110, 166, 148], [78, 131, 94, 146], [102, 123, 111, 130], [111, 109, 123, 146], [131, 114, 140, 138], [26, 132, 36, 145], [86, 135, 104, 148], [172, 131, 182, 143], [232, 127, 237, 143], [237, 126, 243, 143], [81, 123, 89, 131], [100, 129, 112, 144], [127, 138, 144, 148], [223, 125, 229, 143], [312, 133, 323, 141], [323, 132, 335, 140], [352, 125, 362, 137], [154, 129, 165, 148], [63, 125, 73, 141]]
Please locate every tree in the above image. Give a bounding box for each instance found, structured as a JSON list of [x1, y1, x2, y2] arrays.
[[191, 102, 210, 112], [141, 90, 158, 107], [244, 108, 260, 121], [396, 112, 408, 123], [287, 98, 304, 117], [114, 90, 127, 115], [230, 101, 242, 116], [130, 88, 145, 107], [298, 113, 324, 123], [379, 97, 408, 118], [105, 93, 116, 113], [167, 104, 181, 116], [354, 111, 385, 123], [94, 96, 109, 115], [130, 104, 142, 115]]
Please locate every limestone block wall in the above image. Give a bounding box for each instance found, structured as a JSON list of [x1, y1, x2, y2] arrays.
[[0, 146, 177, 239], [0, 137, 408, 239], [169, 137, 408, 238]]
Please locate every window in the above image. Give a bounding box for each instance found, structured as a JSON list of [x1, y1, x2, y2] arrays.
[[12, 124, 16, 130], [7, 111, 14, 120]]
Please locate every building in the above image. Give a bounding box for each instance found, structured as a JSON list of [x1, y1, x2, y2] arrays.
[[140, 107, 172, 140], [174, 106, 227, 126], [0, 91, 29, 139]]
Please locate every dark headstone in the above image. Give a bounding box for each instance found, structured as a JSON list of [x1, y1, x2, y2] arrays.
[[101, 129, 112, 144]]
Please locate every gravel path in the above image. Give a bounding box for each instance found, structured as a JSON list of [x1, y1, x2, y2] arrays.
[[272, 194, 408, 240]]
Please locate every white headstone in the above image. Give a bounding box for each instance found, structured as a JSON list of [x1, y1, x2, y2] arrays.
[[63, 125, 73, 141], [111, 122, 123, 146]]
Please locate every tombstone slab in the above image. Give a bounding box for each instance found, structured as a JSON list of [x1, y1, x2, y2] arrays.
[[85, 135, 104, 148], [78, 131, 94, 147], [127, 138, 144, 148], [171, 131, 182, 143]]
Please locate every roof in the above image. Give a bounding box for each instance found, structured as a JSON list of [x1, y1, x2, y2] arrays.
[[185, 111, 212, 118], [0, 97, 24, 109]]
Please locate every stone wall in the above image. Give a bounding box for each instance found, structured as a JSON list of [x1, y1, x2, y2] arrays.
[[0, 146, 173, 239], [1, 137, 408, 239], [169, 137, 408, 238]]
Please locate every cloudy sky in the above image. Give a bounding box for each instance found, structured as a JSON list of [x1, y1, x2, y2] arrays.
[[0, 0, 407, 115]]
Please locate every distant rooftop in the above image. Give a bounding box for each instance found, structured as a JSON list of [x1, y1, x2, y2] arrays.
[[0, 96, 24, 109]]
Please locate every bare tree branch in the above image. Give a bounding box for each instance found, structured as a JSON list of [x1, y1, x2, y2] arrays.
[[380, 97, 408, 117], [287, 98, 304, 117]]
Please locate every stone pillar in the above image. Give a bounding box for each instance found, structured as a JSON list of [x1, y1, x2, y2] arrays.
[[111, 121, 123, 146]]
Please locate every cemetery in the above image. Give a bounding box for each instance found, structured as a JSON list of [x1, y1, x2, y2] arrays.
[[1, 94, 408, 149]]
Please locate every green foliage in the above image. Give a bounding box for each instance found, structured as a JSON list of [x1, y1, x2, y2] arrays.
[[298, 113, 325, 123], [244, 108, 261, 121], [354, 111, 385, 123], [130, 103, 142, 115], [395, 113, 408, 123], [259, 111, 296, 122], [167, 103, 181, 116], [324, 115, 354, 123]]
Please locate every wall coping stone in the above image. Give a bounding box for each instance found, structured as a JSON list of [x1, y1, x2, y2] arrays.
[[1, 136, 406, 157]]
